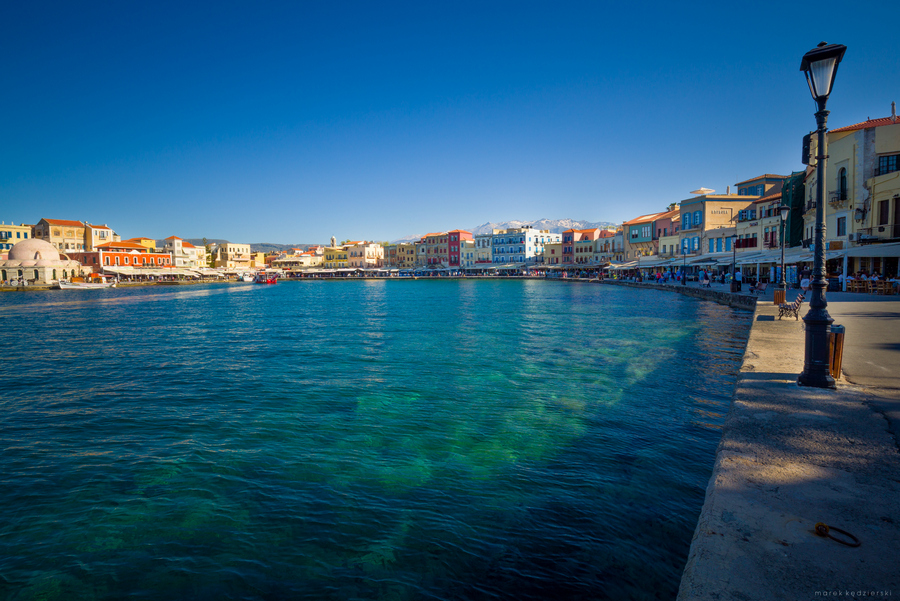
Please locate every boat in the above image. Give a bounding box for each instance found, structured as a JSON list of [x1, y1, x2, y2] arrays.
[[253, 271, 277, 284], [57, 279, 116, 290], [240, 273, 254, 282]]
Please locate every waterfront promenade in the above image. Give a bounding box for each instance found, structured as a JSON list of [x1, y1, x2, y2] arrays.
[[668, 288, 900, 599]]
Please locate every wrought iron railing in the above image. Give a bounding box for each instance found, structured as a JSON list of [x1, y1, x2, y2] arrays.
[[855, 225, 900, 241]]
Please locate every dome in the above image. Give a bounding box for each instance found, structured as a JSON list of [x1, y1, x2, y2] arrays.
[[35, 259, 54, 267], [19, 260, 37, 266], [8, 239, 61, 262]]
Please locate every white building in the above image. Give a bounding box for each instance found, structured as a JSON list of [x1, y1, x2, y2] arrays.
[[491, 226, 561, 264]]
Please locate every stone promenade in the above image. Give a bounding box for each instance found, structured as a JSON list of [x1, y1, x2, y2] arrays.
[[677, 299, 900, 600]]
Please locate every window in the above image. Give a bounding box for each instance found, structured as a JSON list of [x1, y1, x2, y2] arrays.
[[725, 237, 732, 252], [641, 225, 651, 238], [838, 168, 848, 199], [837, 216, 847, 237], [877, 154, 899, 176], [879, 200, 889, 225], [709, 239, 714, 252], [693, 211, 702, 227]]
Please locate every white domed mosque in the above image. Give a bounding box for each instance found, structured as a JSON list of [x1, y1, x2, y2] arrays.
[[0, 238, 83, 285]]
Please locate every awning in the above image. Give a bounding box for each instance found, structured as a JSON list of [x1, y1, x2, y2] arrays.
[[843, 241, 900, 258]]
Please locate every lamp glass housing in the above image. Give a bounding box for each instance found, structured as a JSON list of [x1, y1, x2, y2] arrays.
[[780, 205, 791, 219], [799, 42, 847, 102]]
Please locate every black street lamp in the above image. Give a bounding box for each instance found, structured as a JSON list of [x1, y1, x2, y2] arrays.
[[730, 234, 737, 292], [798, 41, 846, 389], [779, 204, 791, 296], [681, 244, 687, 286]]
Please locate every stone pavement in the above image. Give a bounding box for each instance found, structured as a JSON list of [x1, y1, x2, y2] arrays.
[[677, 300, 900, 601]]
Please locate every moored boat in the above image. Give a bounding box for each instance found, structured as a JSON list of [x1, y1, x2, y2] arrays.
[[253, 271, 277, 284], [57, 279, 116, 289]]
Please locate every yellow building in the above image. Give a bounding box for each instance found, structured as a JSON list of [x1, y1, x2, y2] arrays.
[[323, 246, 349, 269], [1, 222, 33, 255], [214, 243, 251, 270], [34, 218, 87, 252], [127, 237, 157, 250], [397, 243, 417, 268]]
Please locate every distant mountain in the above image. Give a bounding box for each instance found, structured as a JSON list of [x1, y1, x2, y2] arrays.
[[392, 218, 618, 242], [174, 240, 318, 253]]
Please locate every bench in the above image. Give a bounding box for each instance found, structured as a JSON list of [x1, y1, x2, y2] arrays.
[[749, 282, 768, 295], [778, 292, 805, 320]]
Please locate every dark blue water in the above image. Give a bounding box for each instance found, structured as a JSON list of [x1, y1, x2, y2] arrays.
[[0, 280, 750, 600]]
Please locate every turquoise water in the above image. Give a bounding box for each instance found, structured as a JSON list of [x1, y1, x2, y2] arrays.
[[0, 280, 750, 600]]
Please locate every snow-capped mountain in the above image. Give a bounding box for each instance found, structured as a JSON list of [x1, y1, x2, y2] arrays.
[[393, 219, 617, 242]]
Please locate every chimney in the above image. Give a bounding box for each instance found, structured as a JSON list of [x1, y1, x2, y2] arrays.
[[892, 101, 897, 123], [727, 185, 731, 195]]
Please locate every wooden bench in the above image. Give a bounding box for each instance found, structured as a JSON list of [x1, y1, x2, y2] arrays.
[[778, 292, 806, 320]]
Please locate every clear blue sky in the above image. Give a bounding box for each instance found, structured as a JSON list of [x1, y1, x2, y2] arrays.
[[2, 1, 898, 244]]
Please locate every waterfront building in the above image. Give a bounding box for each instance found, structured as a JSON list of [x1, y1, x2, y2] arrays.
[[592, 230, 618, 264], [459, 239, 476, 267], [447, 230, 473, 267], [69, 240, 172, 272], [415, 241, 427, 266], [214, 243, 252, 270], [163, 236, 207, 269], [474, 233, 493, 265], [494, 226, 560, 264], [803, 110, 900, 276], [622, 208, 679, 260], [127, 237, 158, 251], [323, 246, 349, 269], [34, 219, 87, 252], [735, 174, 787, 197], [272, 249, 323, 270], [0, 238, 83, 284], [734, 193, 784, 256], [678, 193, 756, 258], [347, 241, 384, 268], [382, 244, 398, 268], [544, 241, 562, 265], [0, 222, 32, 255], [397, 243, 416, 268], [560, 228, 603, 264], [424, 233, 447, 267], [612, 229, 625, 262], [84, 223, 117, 251]]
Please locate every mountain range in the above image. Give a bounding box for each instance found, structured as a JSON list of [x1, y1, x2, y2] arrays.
[[392, 218, 618, 242]]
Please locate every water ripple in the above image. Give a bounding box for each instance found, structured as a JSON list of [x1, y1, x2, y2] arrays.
[[0, 280, 750, 600]]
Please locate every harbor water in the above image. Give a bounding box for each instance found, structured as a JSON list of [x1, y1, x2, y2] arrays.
[[0, 280, 751, 600]]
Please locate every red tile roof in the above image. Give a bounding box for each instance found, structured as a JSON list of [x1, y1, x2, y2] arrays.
[[97, 241, 147, 250], [830, 116, 900, 133], [87, 224, 111, 230], [753, 192, 783, 204], [43, 218, 84, 227], [622, 212, 665, 226], [182, 241, 195, 248], [165, 235, 182, 240]]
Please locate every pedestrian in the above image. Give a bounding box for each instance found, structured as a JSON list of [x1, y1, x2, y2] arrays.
[[735, 268, 742, 291]]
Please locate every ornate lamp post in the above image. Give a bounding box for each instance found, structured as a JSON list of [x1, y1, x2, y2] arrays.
[[779, 204, 791, 295], [730, 234, 737, 292], [681, 244, 687, 286], [798, 41, 846, 389]]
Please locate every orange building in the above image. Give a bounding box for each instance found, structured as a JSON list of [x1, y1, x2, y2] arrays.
[[69, 240, 172, 271]]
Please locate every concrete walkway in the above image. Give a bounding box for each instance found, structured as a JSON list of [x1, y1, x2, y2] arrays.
[[677, 300, 900, 600]]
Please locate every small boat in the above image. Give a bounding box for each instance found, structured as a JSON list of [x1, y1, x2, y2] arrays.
[[240, 273, 254, 282], [57, 279, 116, 290], [253, 271, 277, 284]]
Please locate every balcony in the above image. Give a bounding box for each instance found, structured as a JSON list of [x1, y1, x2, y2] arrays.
[[829, 190, 848, 208], [764, 239, 779, 249], [802, 238, 812, 249], [855, 225, 900, 243], [805, 200, 817, 213]]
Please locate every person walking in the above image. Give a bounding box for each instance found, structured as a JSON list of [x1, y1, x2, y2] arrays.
[[735, 268, 742, 292]]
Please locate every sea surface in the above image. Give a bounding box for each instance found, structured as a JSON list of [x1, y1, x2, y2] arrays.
[[0, 280, 751, 600]]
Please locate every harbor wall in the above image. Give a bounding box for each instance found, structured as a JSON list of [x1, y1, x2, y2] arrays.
[[597, 280, 758, 311]]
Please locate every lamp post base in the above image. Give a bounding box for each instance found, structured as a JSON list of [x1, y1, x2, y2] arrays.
[[797, 311, 836, 389]]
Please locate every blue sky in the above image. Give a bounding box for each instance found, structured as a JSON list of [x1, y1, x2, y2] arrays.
[[2, 1, 898, 244]]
